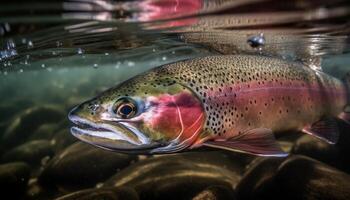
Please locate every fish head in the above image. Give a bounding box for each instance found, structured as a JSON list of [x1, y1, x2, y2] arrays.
[[68, 76, 205, 154]]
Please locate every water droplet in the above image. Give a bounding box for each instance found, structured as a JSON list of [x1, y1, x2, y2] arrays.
[[115, 61, 121, 69], [162, 56, 167, 61], [6, 39, 15, 49], [27, 40, 34, 49], [77, 48, 84, 55], [4, 23, 10, 32], [21, 38, 27, 44], [247, 33, 265, 48], [104, 52, 109, 56], [93, 63, 98, 68], [56, 41, 62, 47], [52, 51, 56, 55], [95, 183, 104, 188], [127, 61, 135, 67], [3, 71, 8, 75], [19, 69, 23, 73], [152, 48, 156, 52], [41, 64, 46, 68]]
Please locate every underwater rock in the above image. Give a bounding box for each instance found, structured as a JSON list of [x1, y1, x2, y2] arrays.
[[39, 142, 137, 190], [235, 157, 285, 200], [291, 134, 340, 167], [29, 123, 58, 140], [334, 122, 350, 173], [273, 155, 350, 200], [26, 178, 58, 200], [192, 185, 236, 200], [292, 122, 350, 173], [238, 155, 350, 200], [105, 151, 248, 200], [1, 140, 54, 166], [1, 106, 65, 148], [51, 128, 77, 153], [54, 187, 139, 200], [0, 162, 31, 198], [0, 104, 21, 123]]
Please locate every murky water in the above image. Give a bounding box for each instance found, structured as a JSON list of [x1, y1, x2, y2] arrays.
[[1, 0, 350, 200]]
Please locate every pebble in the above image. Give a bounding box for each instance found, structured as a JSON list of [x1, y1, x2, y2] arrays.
[[291, 135, 340, 168], [0, 162, 31, 198], [275, 155, 350, 200], [1, 106, 65, 148], [192, 185, 236, 200], [105, 151, 247, 200], [29, 123, 58, 140], [39, 142, 137, 191], [1, 140, 54, 166], [237, 155, 350, 200], [54, 187, 139, 200], [236, 157, 285, 200], [51, 128, 77, 153], [292, 122, 350, 173]]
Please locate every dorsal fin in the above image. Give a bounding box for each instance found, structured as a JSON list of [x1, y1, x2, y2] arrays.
[[203, 128, 288, 157], [302, 118, 339, 144]]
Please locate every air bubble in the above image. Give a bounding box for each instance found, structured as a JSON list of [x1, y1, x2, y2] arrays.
[[247, 33, 265, 48], [56, 41, 62, 47], [21, 38, 27, 44], [27, 40, 34, 49], [127, 61, 135, 67], [77, 48, 84, 55]]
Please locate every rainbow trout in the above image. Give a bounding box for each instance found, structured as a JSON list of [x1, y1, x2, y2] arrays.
[[68, 55, 350, 156]]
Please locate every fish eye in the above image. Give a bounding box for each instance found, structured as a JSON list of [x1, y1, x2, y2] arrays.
[[113, 97, 137, 119]]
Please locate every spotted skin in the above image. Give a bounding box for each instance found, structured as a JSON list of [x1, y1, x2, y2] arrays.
[[96, 55, 347, 143]]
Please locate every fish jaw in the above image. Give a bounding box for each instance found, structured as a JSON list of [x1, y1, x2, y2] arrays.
[[68, 105, 161, 153]]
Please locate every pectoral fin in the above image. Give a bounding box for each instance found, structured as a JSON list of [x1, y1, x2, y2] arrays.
[[203, 128, 288, 157], [338, 108, 350, 125], [302, 118, 339, 144]]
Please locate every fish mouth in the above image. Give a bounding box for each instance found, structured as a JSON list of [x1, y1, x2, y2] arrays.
[[68, 112, 159, 152]]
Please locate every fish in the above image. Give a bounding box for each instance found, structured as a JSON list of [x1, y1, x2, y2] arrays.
[[68, 55, 350, 156]]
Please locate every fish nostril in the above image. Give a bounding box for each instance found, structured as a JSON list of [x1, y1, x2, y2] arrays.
[[88, 103, 100, 113]]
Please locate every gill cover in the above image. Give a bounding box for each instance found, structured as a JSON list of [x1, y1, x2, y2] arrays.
[[69, 79, 206, 154]]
